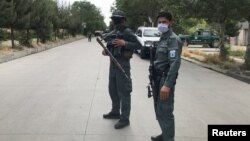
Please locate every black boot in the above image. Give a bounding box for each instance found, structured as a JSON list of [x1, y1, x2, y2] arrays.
[[114, 120, 130, 129], [151, 134, 163, 141], [103, 112, 120, 119]]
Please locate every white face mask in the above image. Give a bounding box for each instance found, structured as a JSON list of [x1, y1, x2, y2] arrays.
[[157, 23, 169, 33]]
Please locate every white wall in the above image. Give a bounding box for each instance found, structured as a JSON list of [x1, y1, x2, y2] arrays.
[[237, 21, 248, 46]]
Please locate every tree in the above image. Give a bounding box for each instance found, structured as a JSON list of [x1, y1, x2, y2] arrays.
[[0, 0, 10, 41], [113, 0, 196, 33], [0, 0, 32, 47], [225, 20, 241, 38], [114, 0, 164, 30], [31, 0, 54, 43], [0, 0, 11, 27], [192, 0, 244, 60], [71, 1, 106, 35], [57, 4, 71, 38], [0, 0, 15, 47], [0, 0, 107, 47], [160, 0, 196, 34], [51, 0, 61, 40], [240, 0, 250, 70], [17, 0, 32, 46], [245, 19, 250, 70]]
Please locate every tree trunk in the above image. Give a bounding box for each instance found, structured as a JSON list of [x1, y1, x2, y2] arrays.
[[54, 29, 57, 41], [37, 36, 39, 44], [219, 22, 227, 60], [10, 26, 15, 48], [244, 20, 250, 70], [10, 0, 15, 48], [62, 29, 65, 38], [26, 29, 30, 45]]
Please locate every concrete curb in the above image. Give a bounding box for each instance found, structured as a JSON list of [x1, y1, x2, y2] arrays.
[[0, 36, 85, 64], [181, 56, 250, 84]]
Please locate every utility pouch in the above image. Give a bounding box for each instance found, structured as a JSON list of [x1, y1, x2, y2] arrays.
[[123, 50, 133, 59]]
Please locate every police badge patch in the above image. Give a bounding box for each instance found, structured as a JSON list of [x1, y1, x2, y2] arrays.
[[170, 50, 176, 58]]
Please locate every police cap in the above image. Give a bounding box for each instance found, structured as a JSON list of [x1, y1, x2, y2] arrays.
[[111, 10, 126, 19]]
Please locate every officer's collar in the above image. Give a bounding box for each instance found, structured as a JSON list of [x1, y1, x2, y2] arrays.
[[161, 28, 172, 39]]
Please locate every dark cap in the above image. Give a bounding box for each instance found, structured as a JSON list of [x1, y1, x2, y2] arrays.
[[111, 10, 126, 19]]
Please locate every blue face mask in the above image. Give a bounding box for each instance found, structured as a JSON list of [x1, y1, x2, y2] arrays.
[[157, 23, 169, 33]]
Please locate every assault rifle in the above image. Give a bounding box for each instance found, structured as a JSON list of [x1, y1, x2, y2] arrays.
[[96, 37, 131, 80], [147, 42, 157, 107]]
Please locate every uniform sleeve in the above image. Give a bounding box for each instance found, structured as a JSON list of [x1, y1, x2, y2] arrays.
[[164, 38, 183, 88], [123, 29, 142, 50]]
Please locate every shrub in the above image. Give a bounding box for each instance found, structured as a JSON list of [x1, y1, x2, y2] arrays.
[[182, 47, 191, 58], [0, 29, 10, 41], [203, 54, 221, 64], [229, 50, 245, 58]]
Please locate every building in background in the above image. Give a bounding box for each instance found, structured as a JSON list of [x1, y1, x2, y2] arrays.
[[230, 21, 249, 46]]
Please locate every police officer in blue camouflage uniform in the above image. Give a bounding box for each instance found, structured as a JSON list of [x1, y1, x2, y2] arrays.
[[151, 11, 182, 141], [102, 10, 141, 129]]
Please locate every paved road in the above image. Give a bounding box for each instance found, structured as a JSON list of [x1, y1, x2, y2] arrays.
[[0, 38, 249, 141]]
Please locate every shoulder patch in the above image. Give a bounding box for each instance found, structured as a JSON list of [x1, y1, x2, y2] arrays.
[[170, 50, 176, 58]]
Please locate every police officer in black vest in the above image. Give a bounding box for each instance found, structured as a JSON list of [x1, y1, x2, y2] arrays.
[[102, 10, 141, 129]]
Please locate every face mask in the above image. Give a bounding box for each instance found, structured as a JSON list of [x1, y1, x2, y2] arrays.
[[157, 23, 169, 33], [112, 18, 123, 25]]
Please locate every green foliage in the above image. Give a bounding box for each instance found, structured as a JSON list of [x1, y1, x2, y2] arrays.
[[185, 18, 209, 34], [113, 0, 250, 63], [71, 1, 106, 35], [57, 4, 71, 38], [113, 0, 205, 33], [0, 0, 32, 47], [15, 0, 32, 30], [225, 20, 241, 37], [240, 1, 250, 70], [192, 0, 244, 60], [0, 29, 10, 41], [17, 30, 32, 47], [0, 0, 106, 45], [0, 0, 12, 26], [31, 0, 54, 43], [67, 17, 81, 37], [229, 50, 245, 58], [115, 0, 163, 30], [203, 52, 238, 70], [215, 44, 231, 60], [0, 0, 11, 27], [51, 0, 61, 40], [245, 47, 250, 70]]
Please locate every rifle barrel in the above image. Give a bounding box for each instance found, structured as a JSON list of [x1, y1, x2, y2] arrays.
[[96, 37, 131, 80]]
